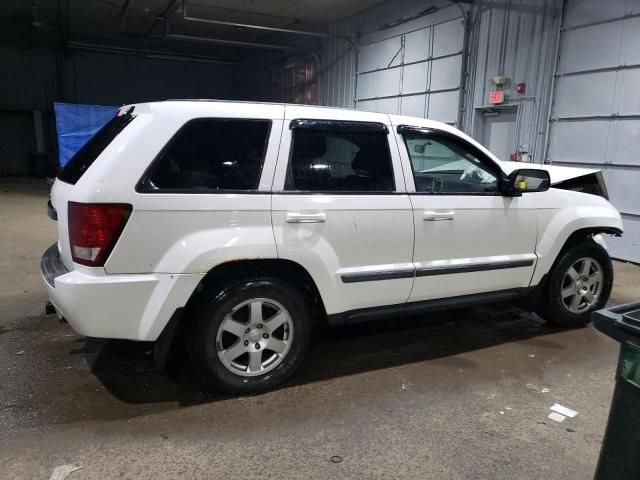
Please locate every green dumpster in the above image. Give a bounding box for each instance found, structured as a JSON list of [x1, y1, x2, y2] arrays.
[[592, 302, 640, 480]]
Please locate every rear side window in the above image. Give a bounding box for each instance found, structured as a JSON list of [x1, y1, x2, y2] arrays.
[[285, 124, 394, 192], [138, 118, 271, 192], [58, 113, 134, 185]]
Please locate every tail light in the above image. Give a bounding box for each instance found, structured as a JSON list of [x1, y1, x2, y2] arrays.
[[68, 202, 132, 267]]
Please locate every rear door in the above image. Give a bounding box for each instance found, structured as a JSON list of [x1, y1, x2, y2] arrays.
[[394, 125, 538, 302], [271, 107, 414, 315]]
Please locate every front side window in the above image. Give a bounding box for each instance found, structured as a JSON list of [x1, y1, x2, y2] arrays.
[[403, 133, 499, 194], [285, 127, 394, 192], [139, 118, 271, 192]]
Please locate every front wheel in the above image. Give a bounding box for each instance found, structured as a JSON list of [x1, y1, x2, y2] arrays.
[[536, 240, 613, 327], [188, 278, 312, 394]]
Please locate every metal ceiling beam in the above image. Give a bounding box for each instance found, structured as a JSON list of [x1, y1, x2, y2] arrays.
[[145, 0, 181, 37], [182, 15, 329, 38], [118, 0, 132, 17], [164, 33, 314, 52], [181, 0, 328, 38], [67, 40, 257, 66]]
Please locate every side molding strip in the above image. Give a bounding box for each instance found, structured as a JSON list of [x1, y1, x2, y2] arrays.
[[340, 259, 534, 283], [341, 268, 415, 284], [415, 259, 534, 277]]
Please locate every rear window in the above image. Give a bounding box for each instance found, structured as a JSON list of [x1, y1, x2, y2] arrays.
[[57, 113, 135, 185], [137, 118, 271, 192]]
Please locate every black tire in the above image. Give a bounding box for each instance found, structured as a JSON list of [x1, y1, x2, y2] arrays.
[[536, 240, 613, 327], [188, 277, 311, 394]]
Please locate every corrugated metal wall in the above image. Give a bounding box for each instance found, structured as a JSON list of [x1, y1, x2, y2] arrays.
[[463, 0, 562, 163], [321, 0, 561, 163], [355, 12, 465, 125], [320, 0, 464, 109], [546, 0, 640, 262]]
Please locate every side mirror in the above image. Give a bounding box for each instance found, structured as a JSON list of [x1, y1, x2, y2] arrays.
[[502, 168, 551, 197]]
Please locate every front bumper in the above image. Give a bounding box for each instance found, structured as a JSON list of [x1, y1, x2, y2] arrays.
[[40, 243, 203, 341]]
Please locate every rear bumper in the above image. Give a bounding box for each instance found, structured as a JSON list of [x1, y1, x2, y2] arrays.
[[41, 243, 68, 286], [40, 243, 203, 341]]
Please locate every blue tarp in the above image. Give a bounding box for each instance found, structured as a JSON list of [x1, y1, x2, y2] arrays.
[[54, 102, 118, 167]]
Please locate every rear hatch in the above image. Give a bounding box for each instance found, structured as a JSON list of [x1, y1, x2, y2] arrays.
[[50, 108, 135, 270]]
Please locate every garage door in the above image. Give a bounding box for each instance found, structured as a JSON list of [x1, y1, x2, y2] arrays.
[[547, 0, 640, 262], [355, 17, 464, 126]]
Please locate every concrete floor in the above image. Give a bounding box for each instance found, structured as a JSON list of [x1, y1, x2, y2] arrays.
[[1, 178, 639, 480]]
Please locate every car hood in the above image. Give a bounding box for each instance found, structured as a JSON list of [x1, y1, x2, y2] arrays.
[[499, 161, 598, 184]]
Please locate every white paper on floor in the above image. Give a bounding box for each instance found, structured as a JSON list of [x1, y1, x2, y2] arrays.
[[548, 412, 567, 423], [550, 403, 578, 418], [49, 464, 82, 480]]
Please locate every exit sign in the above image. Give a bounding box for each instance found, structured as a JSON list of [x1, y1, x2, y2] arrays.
[[489, 90, 504, 104]]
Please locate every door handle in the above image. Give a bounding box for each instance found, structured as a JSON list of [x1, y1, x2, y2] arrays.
[[286, 212, 327, 223], [423, 211, 455, 221]]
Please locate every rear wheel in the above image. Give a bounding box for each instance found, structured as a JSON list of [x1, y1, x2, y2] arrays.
[[188, 278, 312, 394], [536, 240, 613, 327]]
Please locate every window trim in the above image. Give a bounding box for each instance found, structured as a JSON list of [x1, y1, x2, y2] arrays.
[[290, 118, 389, 134], [136, 117, 273, 194], [397, 125, 505, 196], [283, 120, 397, 194]]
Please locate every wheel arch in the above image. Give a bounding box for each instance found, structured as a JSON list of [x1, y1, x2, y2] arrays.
[[187, 258, 327, 322], [531, 221, 622, 286], [154, 258, 327, 372]]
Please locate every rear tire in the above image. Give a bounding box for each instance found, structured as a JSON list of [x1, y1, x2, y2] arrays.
[[188, 277, 312, 394], [536, 240, 613, 327]]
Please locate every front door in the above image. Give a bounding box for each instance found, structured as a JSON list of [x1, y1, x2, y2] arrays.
[[271, 109, 415, 315], [395, 127, 538, 303]]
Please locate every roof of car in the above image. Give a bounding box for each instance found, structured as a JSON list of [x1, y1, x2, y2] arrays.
[[131, 99, 451, 128]]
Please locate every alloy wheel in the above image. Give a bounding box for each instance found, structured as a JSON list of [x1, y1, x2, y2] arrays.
[[215, 298, 294, 377], [560, 257, 603, 314]]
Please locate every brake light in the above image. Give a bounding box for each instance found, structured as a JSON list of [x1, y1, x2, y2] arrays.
[[68, 202, 132, 266]]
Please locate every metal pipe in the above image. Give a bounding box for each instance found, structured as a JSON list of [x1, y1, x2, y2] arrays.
[[67, 41, 251, 66], [181, 0, 328, 38], [457, 7, 472, 128], [541, 0, 564, 164], [164, 33, 311, 52]]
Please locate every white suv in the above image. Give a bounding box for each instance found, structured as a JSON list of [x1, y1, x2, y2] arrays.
[[41, 100, 623, 393]]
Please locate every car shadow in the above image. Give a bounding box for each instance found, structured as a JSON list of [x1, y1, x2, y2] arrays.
[[83, 302, 566, 412]]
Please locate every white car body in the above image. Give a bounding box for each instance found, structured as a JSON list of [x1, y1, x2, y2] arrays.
[[42, 101, 623, 342]]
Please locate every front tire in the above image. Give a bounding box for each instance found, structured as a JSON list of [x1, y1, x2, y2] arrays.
[[188, 278, 312, 394], [536, 240, 613, 327]]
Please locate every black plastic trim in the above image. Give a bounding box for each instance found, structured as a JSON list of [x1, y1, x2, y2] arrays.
[[280, 188, 399, 196], [327, 288, 529, 327], [40, 243, 69, 287], [341, 268, 415, 284], [409, 191, 502, 197], [415, 259, 534, 277], [592, 301, 640, 343], [47, 200, 57, 221], [290, 118, 389, 133], [153, 307, 184, 372]]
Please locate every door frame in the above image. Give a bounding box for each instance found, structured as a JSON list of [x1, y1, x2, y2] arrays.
[[473, 104, 519, 161]]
